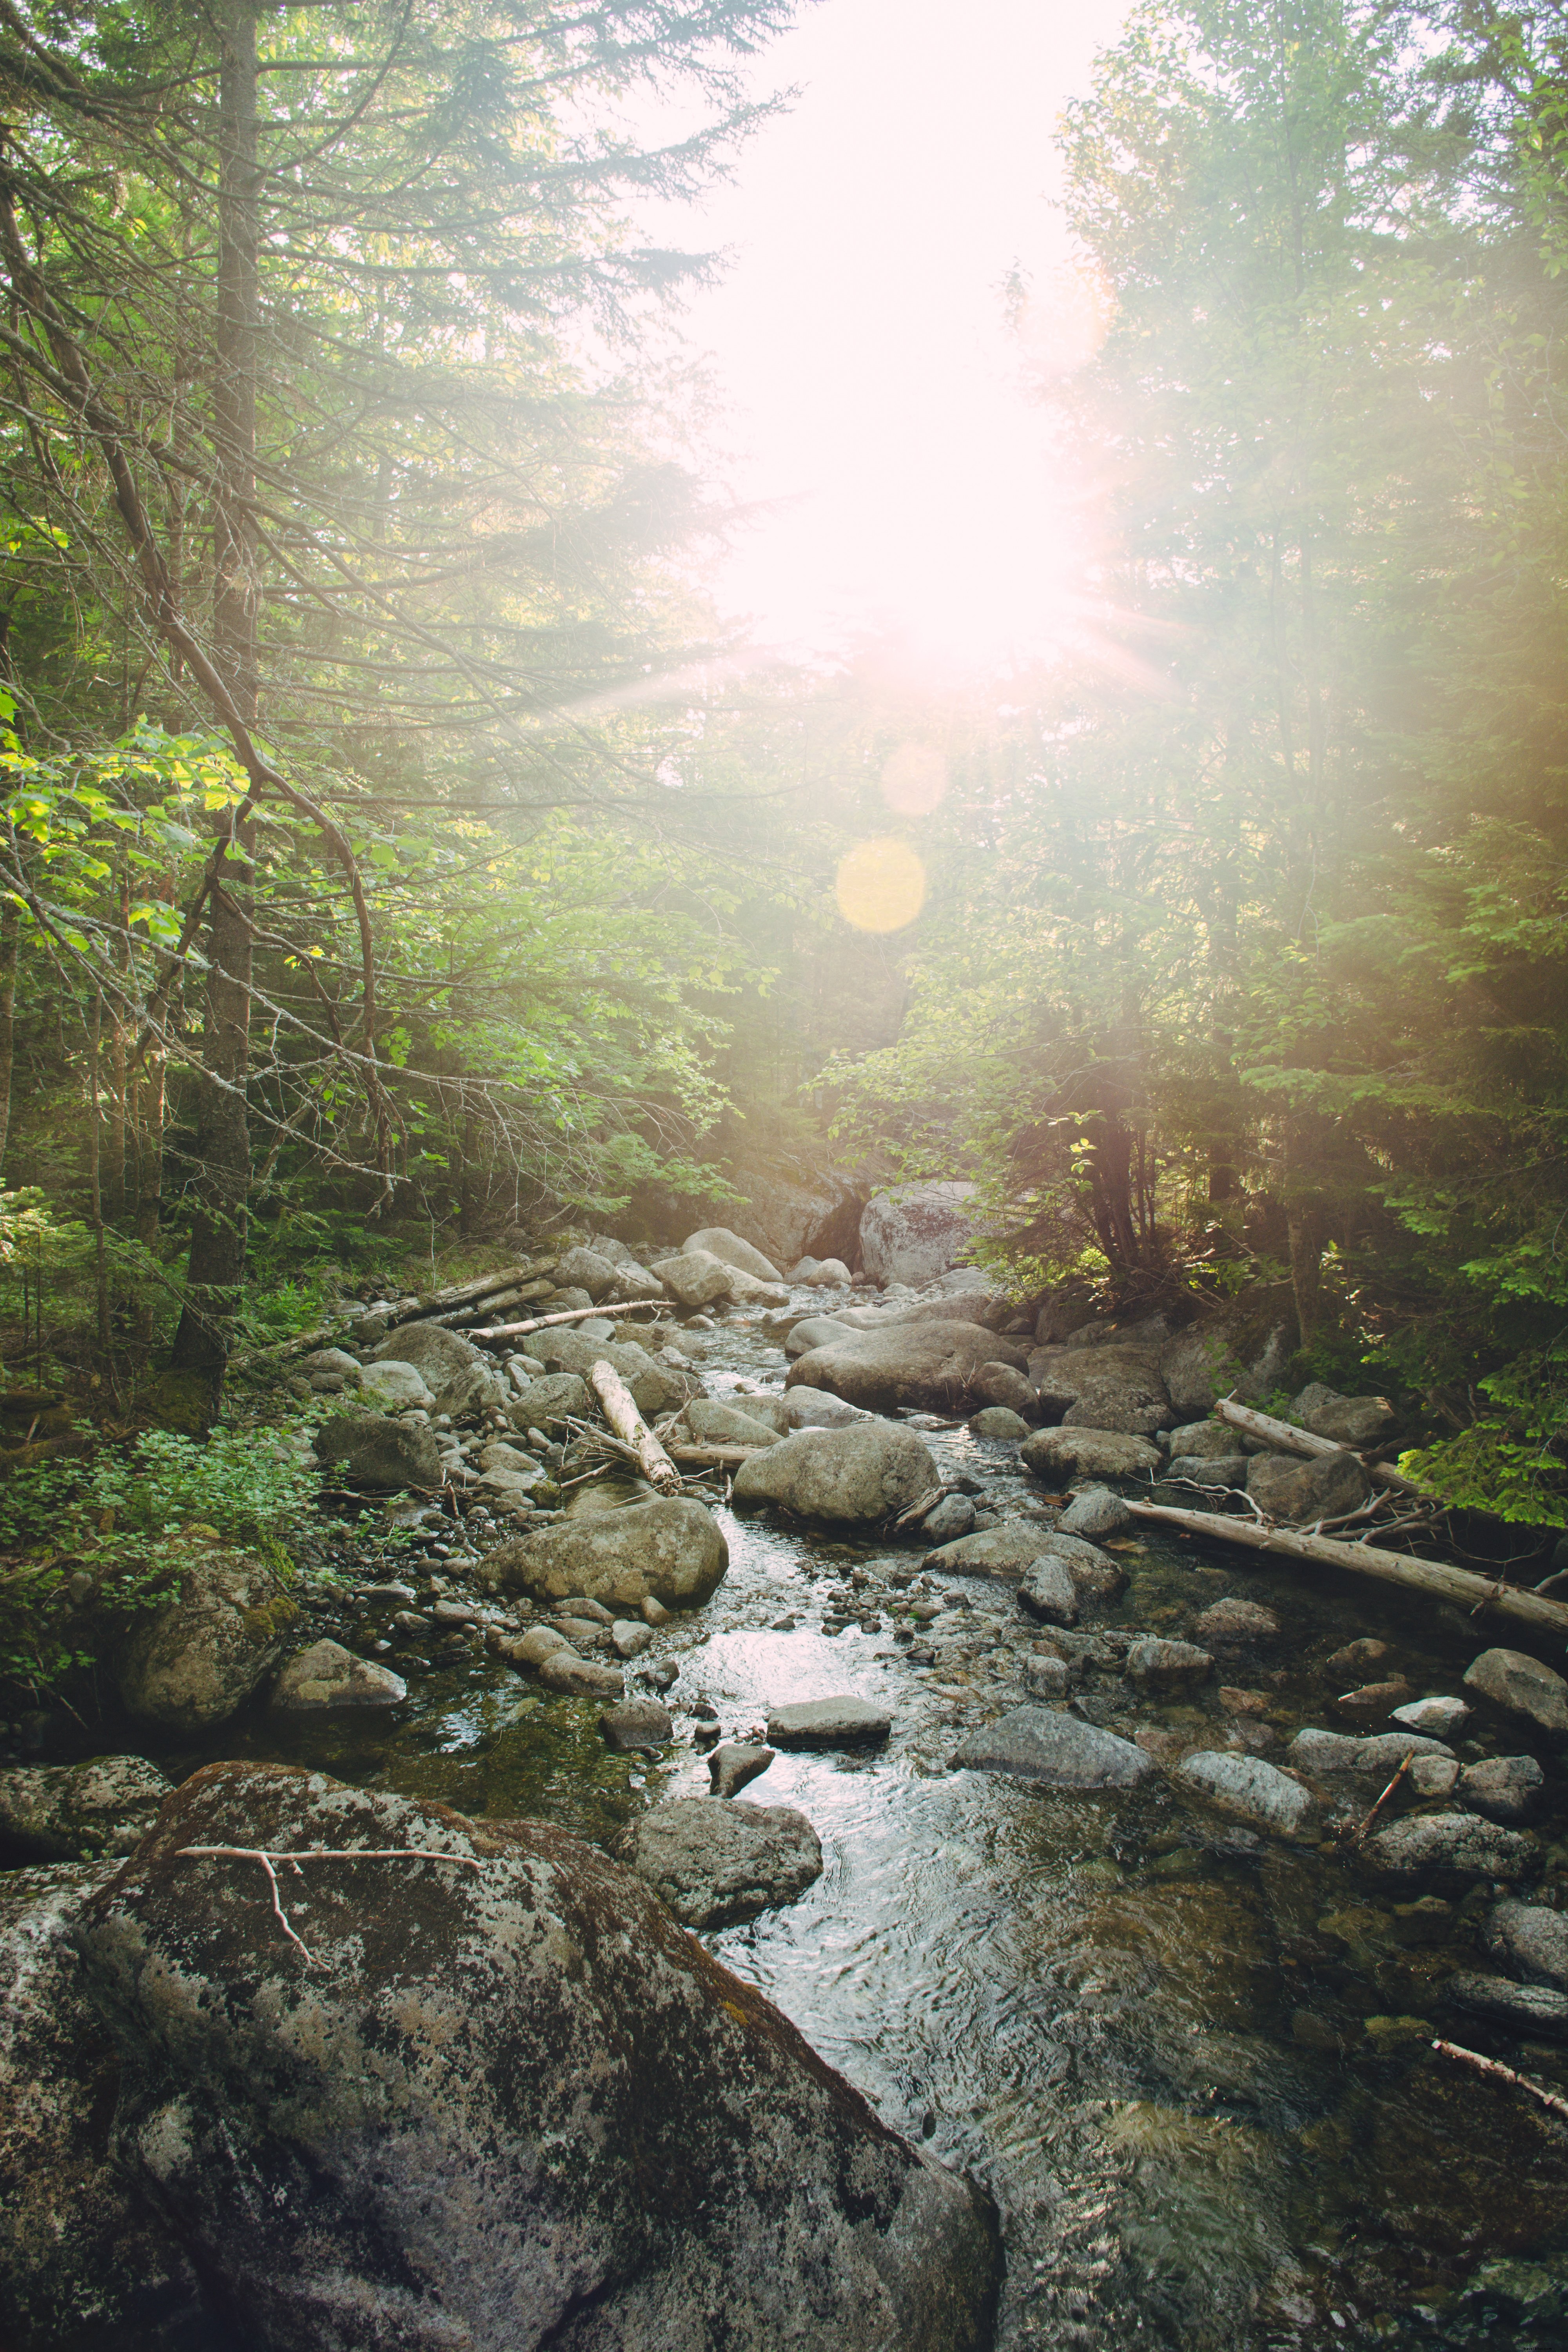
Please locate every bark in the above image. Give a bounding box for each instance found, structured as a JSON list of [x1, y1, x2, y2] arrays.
[[0, 891, 17, 1178], [587, 1360, 681, 1495], [1212, 1396, 1422, 1497]]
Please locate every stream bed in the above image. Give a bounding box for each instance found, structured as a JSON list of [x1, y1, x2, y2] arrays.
[[128, 1309, 1568, 2351]]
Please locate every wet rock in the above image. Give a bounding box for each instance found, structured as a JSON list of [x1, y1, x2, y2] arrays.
[[1020, 1427, 1162, 1481], [1192, 1596, 1279, 1642], [0, 1755, 172, 1863], [766, 1696, 893, 1749], [554, 1245, 622, 1299], [1165, 1452, 1252, 1490], [535, 1332, 690, 1417], [1361, 1811, 1537, 1881], [0, 1860, 209, 2349], [269, 1639, 406, 1712], [1325, 1636, 1388, 1678], [115, 1547, 299, 1732], [506, 1372, 591, 1434], [314, 1410, 444, 1490], [1460, 1754, 1545, 1823], [788, 1319, 1026, 1416], [708, 1742, 775, 1798], [514, 1624, 571, 1666], [539, 1650, 624, 1697], [683, 1226, 785, 1285], [1058, 1485, 1132, 1537], [1484, 1899, 1568, 1990], [599, 1697, 674, 1752], [1127, 1637, 1213, 1693], [611, 1618, 653, 1659], [1293, 1383, 1397, 1448], [1023, 1654, 1071, 1699], [612, 1796, 823, 1930], [972, 1362, 1036, 1417], [1177, 1751, 1316, 1836], [1464, 1647, 1568, 1736], [1245, 1448, 1370, 1522], [1408, 1755, 1460, 1796], [920, 1493, 976, 1544], [955, 1704, 1153, 1789], [1037, 1530, 1128, 1599], [1392, 1695, 1471, 1739], [1289, 1728, 1455, 1776], [1015, 1556, 1078, 1626], [858, 1181, 977, 1287], [1445, 1972, 1568, 2038], [686, 1397, 781, 1447], [76, 1761, 1000, 2349], [732, 1421, 939, 1524], [483, 1498, 728, 1611], [1334, 1679, 1414, 1720]]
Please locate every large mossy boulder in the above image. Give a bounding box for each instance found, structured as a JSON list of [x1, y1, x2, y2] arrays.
[[114, 1544, 299, 1732], [0, 1756, 172, 1864], [481, 1497, 728, 1610], [74, 1761, 1001, 2351]]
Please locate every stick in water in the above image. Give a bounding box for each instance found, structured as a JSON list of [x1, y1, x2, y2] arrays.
[[1431, 2038, 1568, 2125]]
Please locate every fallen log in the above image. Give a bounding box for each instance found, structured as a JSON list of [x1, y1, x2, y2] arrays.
[[1125, 1497, 1568, 1638], [1214, 1396, 1425, 1498], [432, 1278, 555, 1328], [469, 1301, 659, 1343], [384, 1259, 557, 1328], [239, 1315, 354, 1368], [588, 1359, 681, 1496]]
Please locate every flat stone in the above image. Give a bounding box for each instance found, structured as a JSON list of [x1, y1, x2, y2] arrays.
[[1127, 1637, 1212, 1693], [1020, 1427, 1161, 1482], [968, 1406, 1031, 1440], [1015, 1556, 1078, 1627], [1391, 1695, 1471, 1739], [1460, 1755, 1545, 1823], [955, 1705, 1153, 1789], [1445, 1973, 1568, 2039], [1484, 1900, 1568, 1990], [1177, 1751, 1316, 1836], [538, 1651, 624, 1697], [1289, 1728, 1456, 1776], [599, 1698, 674, 1753], [612, 1797, 823, 1929], [270, 1639, 406, 1712], [1335, 1679, 1414, 1719], [708, 1742, 775, 1798], [1464, 1648, 1568, 1736], [1361, 1811, 1537, 1880], [0, 1757, 172, 1864], [611, 1619, 653, 1659], [1057, 1485, 1132, 1537], [766, 1697, 892, 1749], [1192, 1597, 1279, 1642]]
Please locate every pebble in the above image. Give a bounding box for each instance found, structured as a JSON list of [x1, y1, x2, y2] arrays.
[[1361, 1811, 1537, 1880], [1325, 1638, 1388, 1677]]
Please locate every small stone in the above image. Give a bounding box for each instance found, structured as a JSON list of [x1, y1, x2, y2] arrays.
[[611, 1619, 653, 1659], [1177, 1751, 1316, 1837], [1192, 1597, 1279, 1643], [920, 1494, 976, 1545], [1126, 1637, 1213, 1694], [1057, 1486, 1131, 1538], [391, 1610, 430, 1634], [1334, 1679, 1413, 1719], [640, 1593, 672, 1628], [1445, 1973, 1568, 2039], [1459, 1754, 1544, 1823], [430, 1599, 477, 1625], [1484, 1900, 1568, 1991], [1015, 1556, 1078, 1628], [640, 1661, 679, 1693], [1408, 1755, 1460, 1796], [765, 1697, 892, 1750], [538, 1651, 624, 1697], [1391, 1695, 1471, 1739], [708, 1742, 775, 1798], [1464, 1648, 1568, 1736], [599, 1698, 674, 1752], [1022, 1654, 1070, 1699], [1325, 1637, 1388, 1678], [968, 1407, 1031, 1440], [955, 1705, 1152, 1789], [270, 1640, 407, 1712]]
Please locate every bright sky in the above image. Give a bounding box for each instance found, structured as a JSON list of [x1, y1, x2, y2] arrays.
[[643, 0, 1133, 669]]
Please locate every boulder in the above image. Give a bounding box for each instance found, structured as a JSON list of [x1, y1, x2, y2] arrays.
[[708, 1742, 775, 1798], [506, 1372, 590, 1434], [1484, 1900, 1568, 1991], [1020, 1427, 1161, 1482], [1464, 1648, 1568, 1736], [926, 1521, 1061, 1583], [0, 1755, 172, 1864], [971, 1363, 1036, 1418], [74, 1761, 1001, 2350], [1036, 1530, 1128, 1599], [1459, 1755, 1545, 1823], [613, 1797, 822, 1928], [1445, 1973, 1568, 2039], [482, 1499, 729, 1611], [1157, 1299, 1296, 1419], [968, 1406, 1031, 1441], [1028, 1341, 1171, 1434], [686, 1398, 782, 1447], [770, 1389, 873, 1431], [1127, 1638, 1213, 1693], [1245, 1449, 1370, 1523], [955, 1706, 1152, 1789], [435, 1360, 512, 1419], [114, 1547, 299, 1732], [1015, 1556, 1078, 1626], [766, 1697, 893, 1749], [314, 1411, 443, 1490], [302, 1346, 362, 1383], [1165, 1452, 1252, 1490], [784, 1314, 859, 1358], [1293, 1384, 1398, 1448], [537, 1333, 690, 1418], [1176, 1752, 1315, 1836], [599, 1698, 674, 1753], [1289, 1728, 1455, 1777], [368, 1319, 483, 1385], [605, 1257, 666, 1305], [1162, 1419, 1243, 1461], [1361, 1811, 1537, 1881], [1192, 1597, 1280, 1643], [858, 1182, 978, 1288], [1058, 1485, 1132, 1537], [554, 1245, 621, 1300], [733, 1422, 939, 1524], [269, 1638, 406, 1713], [653, 1251, 738, 1309], [683, 1227, 785, 1284], [704, 1151, 865, 1274], [793, 1256, 852, 1287], [0, 1861, 208, 2350], [358, 1358, 437, 1411], [788, 1321, 1027, 1416]]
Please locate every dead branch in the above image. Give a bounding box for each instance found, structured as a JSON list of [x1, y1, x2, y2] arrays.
[[177, 1842, 482, 1963], [1431, 2039, 1568, 2125], [469, 1300, 660, 1342], [588, 1358, 680, 1495], [1344, 1751, 1415, 1846]]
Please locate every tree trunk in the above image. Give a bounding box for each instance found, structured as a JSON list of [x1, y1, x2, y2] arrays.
[[171, 0, 258, 1393], [0, 892, 18, 1180]]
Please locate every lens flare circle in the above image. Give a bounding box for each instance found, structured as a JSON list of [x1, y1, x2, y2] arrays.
[[836, 837, 926, 933]]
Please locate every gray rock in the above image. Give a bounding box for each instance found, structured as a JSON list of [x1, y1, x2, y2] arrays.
[[968, 1406, 1031, 1440], [599, 1698, 674, 1752], [1484, 1899, 1568, 1991], [613, 1795, 822, 1929], [787, 1319, 1027, 1416], [1361, 1811, 1537, 1880], [270, 1639, 406, 1712], [1464, 1648, 1568, 1736], [755, 1387, 870, 1432], [1036, 1529, 1128, 1599], [537, 1332, 690, 1418], [605, 1256, 666, 1305], [367, 1319, 486, 1390], [708, 1742, 775, 1798], [766, 1696, 893, 1749], [1192, 1597, 1280, 1642], [1460, 1755, 1545, 1822], [1445, 1972, 1568, 2038], [683, 1227, 785, 1284], [484, 1499, 728, 1612], [477, 1441, 551, 1486], [1020, 1427, 1162, 1481], [1177, 1750, 1316, 1835], [1293, 1384, 1398, 1448], [1246, 1449, 1370, 1522], [1058, 1485, 1132, 1537], [513, 1624, 572, 1667], [686, 1397, 782, 1447], [972, 1362, 1036, 1417], [1015, 1556, 1078, 1627], [114, 1548, 300, 1731], [920, 1493, 976, 1544], [1392, 1695, 1471, 1739], [926, 1521, 1059, 1581], [1166, 1452, 1252, 1490], [554, 1245, 622, 1300], [1160, 1311, 1295, 1420], [315, 1410, 443, 1491], [76, 1762, 999, 2348], [1022, 1654, 1071, 1699], [539, 1650, 624, 1697], [506, 1372, 591, 1434], [611, 1619, 653, 1659], [652, 1250, 738, 1308], [732, 1421, 939, 1524], [0, 1755, 172, 1863], [301, 1346, 363, 1381], [0, 1860, 207, 2348], [784, 1313, 858, 1357], [955, 1705, 1152, 1789], [1409, 1755, 1460, 1796], [858, 1181, 977, 1287], [1289, 1728, 1455, 1776], [1163, 1419, 1243, 1460], [1127, 1637, 1213, 1693], [434, 1360, 512, 1420]]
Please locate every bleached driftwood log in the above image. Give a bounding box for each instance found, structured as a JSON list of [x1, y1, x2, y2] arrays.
[[1214, 1396, 1425, 1496], [588, 1359, 681, 1496], [470, 1301, 659, 1343]]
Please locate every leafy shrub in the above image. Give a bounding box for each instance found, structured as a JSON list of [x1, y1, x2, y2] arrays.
[[1400, 1354, 1568, 1528]]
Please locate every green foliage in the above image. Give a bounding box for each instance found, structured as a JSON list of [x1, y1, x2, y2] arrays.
[[1401, 1356, 1568, 1528]]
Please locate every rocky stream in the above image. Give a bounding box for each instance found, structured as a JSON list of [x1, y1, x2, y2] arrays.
[[3, 1214, 1568, 2350]]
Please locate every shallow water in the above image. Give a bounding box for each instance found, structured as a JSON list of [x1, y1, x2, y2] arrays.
[[116, 1313, 1568, 2345]]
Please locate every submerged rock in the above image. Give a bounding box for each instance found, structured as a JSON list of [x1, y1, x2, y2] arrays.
[[73, 1761, 1001, 2351], [1445, 1972, 1568, 2039], [1192, 1597, 1279, 1643], [1127, 1637, 1213, 1693], [955, 1705, 1153, 1790], [1177, 1751, 1315, 1836], [732, 1421, 938, 1524], [1289, 1728, 1455, 1777], [613, 1797, 821, 1928], [483, 1498, 728, 1610], [1464, 1647, 1568, 1736], [0, 1755, 172, 1863], [1361, 1811, 1537, 1881]]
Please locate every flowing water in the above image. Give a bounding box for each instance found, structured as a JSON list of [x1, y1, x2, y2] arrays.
[[126, 1310, 1568, 2349]]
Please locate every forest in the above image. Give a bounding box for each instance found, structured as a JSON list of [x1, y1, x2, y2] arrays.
[[3, 0, 1568, 2347]]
